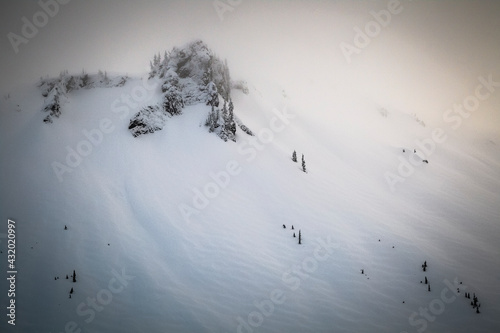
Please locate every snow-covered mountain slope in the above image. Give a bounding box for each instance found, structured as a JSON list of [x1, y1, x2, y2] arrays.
[[1, 55, 500, 333]]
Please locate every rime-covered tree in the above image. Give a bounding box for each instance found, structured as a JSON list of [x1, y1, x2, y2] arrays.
[[205, 105, 221, 133], [148, 53, 162, 79], [80, 70, 90, 87], [206, 81, 219, 108], [148, 60, 156, 79], [42, 86, 62, 123], [223, 99, 236, 141], [65, 76, 77, 92], [218, 101, 230, 141], [292, 150, 297, 162], [301, 154, 306, 173], [221, 59, 231, 100], [203, 67, 213, 87], [159, 51, 168, 77], [103, 71, 110, 85], [161, 79, 184, 116]]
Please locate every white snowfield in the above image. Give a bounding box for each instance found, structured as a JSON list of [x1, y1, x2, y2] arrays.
[[0, 68, 499, 333]]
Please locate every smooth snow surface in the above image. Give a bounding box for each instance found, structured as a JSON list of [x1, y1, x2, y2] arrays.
[[0, 73, 499, 333]]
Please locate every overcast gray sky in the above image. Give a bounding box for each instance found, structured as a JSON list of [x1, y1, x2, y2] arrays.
[[1, 0, 499, 132]]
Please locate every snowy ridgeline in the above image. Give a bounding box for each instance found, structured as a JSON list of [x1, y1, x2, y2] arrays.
[[38, 40, 252, 141], [38, 70, 128, 123]]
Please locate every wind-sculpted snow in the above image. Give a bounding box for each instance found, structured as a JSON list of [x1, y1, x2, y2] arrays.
[[1, 69, 500, 333], [5, 37, 498, 333]]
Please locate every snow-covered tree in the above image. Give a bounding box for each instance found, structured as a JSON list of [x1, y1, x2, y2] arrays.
[[205, 105, 218, 133], [206, 81, 219, 108], [42, 86, 62, 123], [222, 99, 236, 141], [162, 82, 184, 116], [80, 70, 90, 88]]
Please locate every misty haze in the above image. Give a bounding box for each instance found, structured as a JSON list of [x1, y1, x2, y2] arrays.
[[1, 1, 499, 332]]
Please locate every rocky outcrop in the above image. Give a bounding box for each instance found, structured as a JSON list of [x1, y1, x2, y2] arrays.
[[130, 39, 252, 141]]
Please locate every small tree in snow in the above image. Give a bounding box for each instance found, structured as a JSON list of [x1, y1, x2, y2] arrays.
[[298, 230, 302, 244], [292, 150, 297, 162], [80, 70, 90, 88], [225, 99, 236, 141], [73, 270, 76, 283], [301, 154, 306, 173]]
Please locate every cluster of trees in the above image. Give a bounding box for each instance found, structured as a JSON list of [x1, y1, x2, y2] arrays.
[[39, 70, 126, 97], [55, 270, 78, 299], [292, 150, 306, 173], [39, 70, 128, 123], [203, 56, 237, 142], [148, 51, 170, 79], [467, 292, 481, 313], [145, 40, 238, 140], [205, 97, 236, 142], [148, 40, 232, 105], [283, 224, 302, 244], [130, 40, 253, 139]]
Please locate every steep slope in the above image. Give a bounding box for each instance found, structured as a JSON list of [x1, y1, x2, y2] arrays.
[[1, 69, 500, 333]]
